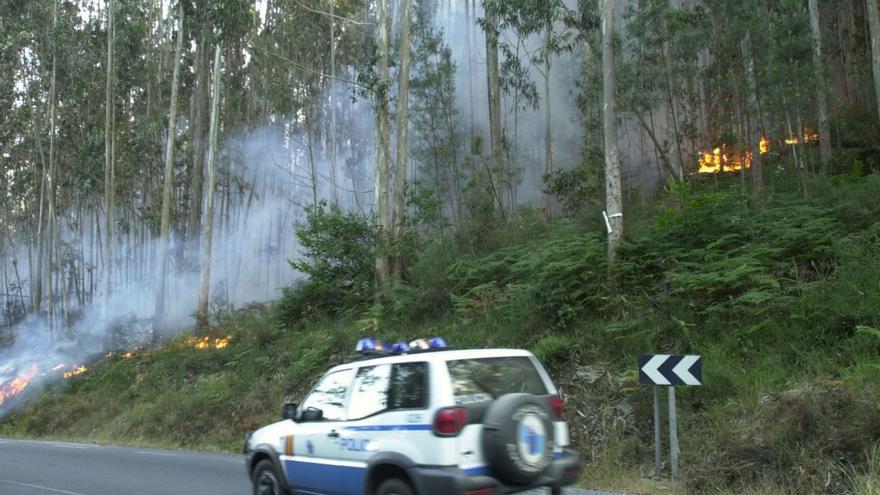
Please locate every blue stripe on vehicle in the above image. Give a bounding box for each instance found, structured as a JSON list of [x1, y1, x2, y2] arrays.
[[341, 424, 433, 431], [553, 451, 563, 460], [463, 466, 490, 475], [285, 459, 365, 495]]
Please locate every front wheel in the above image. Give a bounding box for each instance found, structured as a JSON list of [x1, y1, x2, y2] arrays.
[[252, 459, 284, 495], [376, 478, 414, 495]]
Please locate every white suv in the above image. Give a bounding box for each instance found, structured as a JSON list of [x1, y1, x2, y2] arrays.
[[244, 338, 582, 495]]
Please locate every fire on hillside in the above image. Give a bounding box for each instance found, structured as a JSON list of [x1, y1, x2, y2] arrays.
[[696, 130, 817, 174]]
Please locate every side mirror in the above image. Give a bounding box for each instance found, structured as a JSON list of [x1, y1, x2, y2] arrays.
[[282, 403, 298, 420], [300, 407, 324, 422]]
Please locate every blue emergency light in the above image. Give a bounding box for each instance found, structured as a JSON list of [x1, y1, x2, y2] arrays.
[[356, 336, 448, 355], [391, 342, 411, 353], [355, 338, 388, 353]]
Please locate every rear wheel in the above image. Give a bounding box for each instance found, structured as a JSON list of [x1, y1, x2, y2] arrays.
[[252, 459, 284, 495], [376, 478, 414, 495], [551, 487, 563, 495]]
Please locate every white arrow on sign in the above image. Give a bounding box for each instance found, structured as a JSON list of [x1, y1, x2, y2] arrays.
[[642, 354, 671, 385], [672, 355, 701, 385]]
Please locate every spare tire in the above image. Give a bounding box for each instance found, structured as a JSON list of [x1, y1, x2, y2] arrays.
[[481, 393, 555, 485]]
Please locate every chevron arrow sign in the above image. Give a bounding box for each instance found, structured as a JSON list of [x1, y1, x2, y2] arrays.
[[639, 354, 702, 386]]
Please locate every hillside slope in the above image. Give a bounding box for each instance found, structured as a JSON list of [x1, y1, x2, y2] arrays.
[[2, 175, 880, 494]]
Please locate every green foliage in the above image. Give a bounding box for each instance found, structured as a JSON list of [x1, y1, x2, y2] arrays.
[[276, 202, 376, 324]]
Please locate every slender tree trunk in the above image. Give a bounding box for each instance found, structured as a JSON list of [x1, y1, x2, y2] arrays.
[[543, 25, 555, 217], [663, 0, 684, 180], [602, 0, 624, 261], [391, 0, 413, 280], [307, 114, 318, 207], [46, 0, 59, 337], [466, 0, 475, 134], [153, 3, 184, 343], [196, 46, 222, 332], [809, 0, 832, 169], [188, 24, 210, 250], [31, 107, 46, 316], [742, 32, 763, 190], [374, 0, 392, 288], [868, 0, 880, 120], [103, 0, 115, 348], [484, 3, 506, 217], [329, 0, 339, 207]]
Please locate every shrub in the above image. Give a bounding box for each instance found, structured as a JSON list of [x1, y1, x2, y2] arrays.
[[276, 202, 376, 324]]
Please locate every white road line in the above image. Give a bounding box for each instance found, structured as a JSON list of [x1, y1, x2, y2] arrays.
[[50, 444, 88, 449], [0, 478, 87, 495]]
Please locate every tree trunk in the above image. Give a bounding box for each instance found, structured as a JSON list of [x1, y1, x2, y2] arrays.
[[196, 46, 222, 332], [329, 0, 339, 207], [602, 0, 624, 261], [663, 0, 684, 181], [391, 0, 413, 280], [868, 0, 880, 120], [484, 3, 506, 216], [46, 0, 59, 337], [153, 2, 184, 343], [103, 0, 115, 348], [31, 105, 46, 316], [188, 24, 211, 250], [374, 0, 392, 288], [809, 0, 832, 169], [742, 32, 763, 190], [543, 25, 555, 216]]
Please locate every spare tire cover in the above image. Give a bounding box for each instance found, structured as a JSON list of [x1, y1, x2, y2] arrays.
[[481, 393, 555, 485]]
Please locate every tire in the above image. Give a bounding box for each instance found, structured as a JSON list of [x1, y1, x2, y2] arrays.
[[376, 478, 414, 495], [481, 393, 555, 485], [550, 487, 563, 495], [252, 459, 285, 495]]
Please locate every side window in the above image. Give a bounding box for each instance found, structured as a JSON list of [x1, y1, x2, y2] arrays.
[[348, 365, 392, 420], [301, 369, 355, 421], [347, 362, 429, 420], [388, 362, 428, 410]]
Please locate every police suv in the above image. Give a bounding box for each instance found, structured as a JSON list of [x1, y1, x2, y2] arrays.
[[244, 337, 582, 495]]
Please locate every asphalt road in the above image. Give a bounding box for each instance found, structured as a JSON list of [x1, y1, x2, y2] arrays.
[[0, 438, 617, 495]]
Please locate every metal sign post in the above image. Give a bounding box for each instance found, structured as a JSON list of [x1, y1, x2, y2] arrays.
[[639, 354, 702, 480], [653, 384, 661, 474]]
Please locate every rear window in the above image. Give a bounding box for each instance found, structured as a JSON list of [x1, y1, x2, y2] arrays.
[[447, 356, 548, 405]]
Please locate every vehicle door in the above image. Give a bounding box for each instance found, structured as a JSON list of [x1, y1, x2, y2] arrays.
[[283, 368, 355, 495], [340, 362, 431, 494]]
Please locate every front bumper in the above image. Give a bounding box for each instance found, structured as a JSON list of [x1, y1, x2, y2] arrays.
[[408, 449, 582, 495]]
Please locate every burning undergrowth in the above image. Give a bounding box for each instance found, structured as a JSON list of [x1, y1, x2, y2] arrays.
[[696, 129, 819, 174], [0, 319, 234, 416]]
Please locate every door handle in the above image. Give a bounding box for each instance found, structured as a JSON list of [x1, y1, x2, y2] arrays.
[[327, 430, 340, 438]]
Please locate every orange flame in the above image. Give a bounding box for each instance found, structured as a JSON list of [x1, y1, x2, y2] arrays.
[[697, 145, 752, 174], [0, 364, 39, 406], [183, 336, 232, 350], [785, 128, 819, 145], [63, 365, 88, 379], [759, 136, 770, 154]]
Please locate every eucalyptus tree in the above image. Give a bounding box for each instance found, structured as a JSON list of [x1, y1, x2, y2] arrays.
[[602, 0, 623, 260], [153, 1, 184, 343], [808, 0, 831, 168], [391, 0, 414, 279], [867, 0, 880, 120], [196, 46, 221, 332]]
